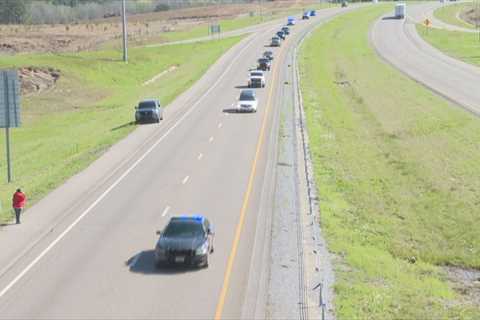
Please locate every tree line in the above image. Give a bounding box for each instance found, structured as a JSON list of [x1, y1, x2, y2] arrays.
[[0, 0, 302, 25]]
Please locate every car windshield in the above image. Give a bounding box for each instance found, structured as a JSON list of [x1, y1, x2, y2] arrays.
[[240, 91, 255, 101], [163, 221, 204, 238], [251, 72, 263, 77], [138, 101, 157, 109]]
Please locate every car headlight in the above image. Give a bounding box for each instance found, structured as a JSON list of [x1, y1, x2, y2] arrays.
[[195, 242, 209, 255]]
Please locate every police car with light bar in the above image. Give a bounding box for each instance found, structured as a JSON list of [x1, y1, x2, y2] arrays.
[[154, 215, 214, 268]]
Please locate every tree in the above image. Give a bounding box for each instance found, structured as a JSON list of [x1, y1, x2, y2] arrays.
[[50, 0, 116, 7], [52, 0, 80, 7], [0, 0, 27, 24], [155, 3, 170, 12]]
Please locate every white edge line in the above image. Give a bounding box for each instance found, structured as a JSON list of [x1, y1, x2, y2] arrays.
[[0, 32, 260, 300], [182, 176, 190, 185]]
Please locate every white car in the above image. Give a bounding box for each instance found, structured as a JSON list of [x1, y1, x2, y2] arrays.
[[248, 70, 265, 88], [237, 89, 258, 113]]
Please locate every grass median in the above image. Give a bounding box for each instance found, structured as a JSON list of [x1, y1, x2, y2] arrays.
[[0, 35, 243, 223], [434, 2, 476, 30], [299, 4, 480, 319], [417, 24, 480, 67]]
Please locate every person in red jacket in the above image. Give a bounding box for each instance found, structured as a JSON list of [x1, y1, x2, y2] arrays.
[[12, 188, 26, 224]]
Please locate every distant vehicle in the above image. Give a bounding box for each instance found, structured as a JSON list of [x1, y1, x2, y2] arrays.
[[263, 50, 274, 61], [287, 16, 296, 25], [135, 99, 163, 123], [281, 26, 290, 35], [248, 70, 265, 88], [257, 58, 271, 71], [237, 89, 258, 113], [271, 36, 281, 47], [302, 12, 310, 20], [310, 10, 316, 16], [341, 1, 348, 7], [154, 215, 214, 268], [395, 3, 406, 19], [276, 30, 286, 40]]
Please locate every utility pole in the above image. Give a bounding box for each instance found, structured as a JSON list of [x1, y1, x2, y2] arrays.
[[121, 0, 128, 63], [477, 0, 480, 42], [261, 0, 264, 22]]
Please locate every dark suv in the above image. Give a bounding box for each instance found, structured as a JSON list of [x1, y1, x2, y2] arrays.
[[257, 58, 271, 71], [154, 215, 214, 268], [263, 51, 274, 61], [135, 99, 163, 123]]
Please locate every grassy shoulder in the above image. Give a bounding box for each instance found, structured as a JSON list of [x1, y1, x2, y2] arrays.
[[299, 4, 480, 319], [434, 2, 476, 29], [0, 36, 243, 223], [416, 24, 480, 67]]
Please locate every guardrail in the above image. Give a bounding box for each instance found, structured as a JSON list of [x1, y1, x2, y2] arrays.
[[293, 32, 328, 320]]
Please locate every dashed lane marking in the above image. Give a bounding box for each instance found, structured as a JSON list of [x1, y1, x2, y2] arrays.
[[0, 29, 261, 302], [161, 206, 171, 217]]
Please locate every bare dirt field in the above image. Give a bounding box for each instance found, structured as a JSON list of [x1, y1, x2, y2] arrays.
[[0, 1, 315, 55], [18, 66, 61, 95]]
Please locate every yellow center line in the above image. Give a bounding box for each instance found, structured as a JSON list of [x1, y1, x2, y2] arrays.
[[214, 36, 290, 319]]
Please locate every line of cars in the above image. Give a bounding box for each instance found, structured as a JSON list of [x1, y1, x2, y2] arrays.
[[151, 19, 301, 270], [237, 12, 318, 114], [237, 23, 292, 113], [132, 11, 316, 124], [302, 9, 316, 20], [139, 13, 319, 270]]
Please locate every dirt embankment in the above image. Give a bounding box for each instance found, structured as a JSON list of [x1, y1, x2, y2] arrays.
[[0, 0, 313, 55], [18, 67, 61, 95], [460, 7, 480, 26]]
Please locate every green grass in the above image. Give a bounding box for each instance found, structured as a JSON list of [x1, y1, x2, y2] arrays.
[[120, 3, 334, 47], [299, 4, 480, 319], [0, 36, 243, 223], [434, 2, 476, 29], [417, 24, 480, 67], [159, 14, 268, 42]]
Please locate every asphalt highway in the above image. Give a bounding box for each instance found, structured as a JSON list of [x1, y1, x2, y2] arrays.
[[0, 6, 359, 320], [371, 3, 480, 115]]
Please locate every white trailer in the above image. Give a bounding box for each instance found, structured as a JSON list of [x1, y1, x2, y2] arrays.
[[395, 3, 406, 19]]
